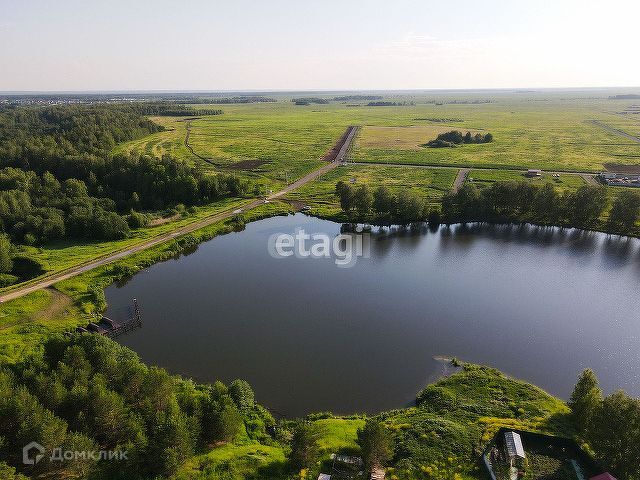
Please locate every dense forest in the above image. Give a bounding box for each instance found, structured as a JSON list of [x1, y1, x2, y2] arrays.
[[0, 104, 250, 286], [0, 335, 273, 479], [135, 103, 223, 116]]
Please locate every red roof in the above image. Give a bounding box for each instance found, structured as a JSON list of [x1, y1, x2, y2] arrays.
[[590, 473, 617, 480]]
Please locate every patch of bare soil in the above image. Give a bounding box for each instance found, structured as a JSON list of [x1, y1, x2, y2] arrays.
[[35, 288, 73, 321], [280, 198, 307, 210], [604, 163, 640, 174], [226, 159, 269, 170], [322, 127, 353, 161], [149, 213, 181, 226]]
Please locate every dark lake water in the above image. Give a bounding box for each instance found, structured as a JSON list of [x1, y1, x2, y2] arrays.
[[106, 214, 640, 417]]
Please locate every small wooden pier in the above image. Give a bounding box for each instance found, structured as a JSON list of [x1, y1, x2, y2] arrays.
[[75, 299, 142, 338]]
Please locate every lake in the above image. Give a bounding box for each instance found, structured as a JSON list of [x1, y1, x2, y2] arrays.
[[106, 213, 640, 417]]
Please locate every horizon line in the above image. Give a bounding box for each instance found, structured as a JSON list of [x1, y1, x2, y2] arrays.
[[2, 86, 640, 96]]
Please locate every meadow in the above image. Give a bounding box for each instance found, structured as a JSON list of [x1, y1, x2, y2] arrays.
[[8, 91, 639, 303], [115, 93, 640, 178], [467, 170, 587, 192]]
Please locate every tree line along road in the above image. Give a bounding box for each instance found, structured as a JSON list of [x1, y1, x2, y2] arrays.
[[0, 124, 603, 303], [0, 128, 358, 304]]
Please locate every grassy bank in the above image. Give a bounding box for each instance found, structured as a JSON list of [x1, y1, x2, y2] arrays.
[[168, 363, 573, 480], [0, 202, 293, 364]]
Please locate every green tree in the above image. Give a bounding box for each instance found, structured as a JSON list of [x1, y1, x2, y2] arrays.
[[356, 420, 394, 473], [353, 184, 373, 217], [0, 234, 13, 273], [568, 185, 608, 227], [395, 191, 426, 223], [336, 181, 355, 214], [532, 183, 560, 222], [587, 390, 640, 480], [289, 422, 320, 471], [373, 186, 395, 217], [608, 189, 640, 231], [0, 462, 29, 480], [214, 401, 243, 442], [229, 379, 255, 411], [568, 369, 602, 432]]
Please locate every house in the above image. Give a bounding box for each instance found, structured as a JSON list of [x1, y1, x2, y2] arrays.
[[590, 474, 618, 480], [599, 172, 640, 187], [526, 169, 542, 177], [504, 431, 526, 467], [317, 474, 331, 480]]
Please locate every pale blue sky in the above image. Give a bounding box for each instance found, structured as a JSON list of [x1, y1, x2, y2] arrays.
[[1, 0, 638, 91]]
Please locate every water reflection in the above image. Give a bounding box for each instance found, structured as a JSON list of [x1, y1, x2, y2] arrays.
[[105, 214, 640, 416]]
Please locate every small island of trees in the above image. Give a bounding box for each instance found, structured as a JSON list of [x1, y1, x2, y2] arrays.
[[425, 130, 493, 148]]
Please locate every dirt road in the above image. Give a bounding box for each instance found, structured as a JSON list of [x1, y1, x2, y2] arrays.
[[588, 120, 640, 143], [453, 168, 470, 192], [0, 127, 357, 304]]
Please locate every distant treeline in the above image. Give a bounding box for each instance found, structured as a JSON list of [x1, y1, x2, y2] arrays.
[[333, 95, 383, 101], [444, 99, 492, 104], [292, 97, 329, 105], [442, 181, 640, 235], [425, 130, 493, 148], [206, 96, 277, 104], [414, 117, 464, 123], [609, 94, 640, 100], [367, 101, 415, 106], [136, 103, 222, 116]]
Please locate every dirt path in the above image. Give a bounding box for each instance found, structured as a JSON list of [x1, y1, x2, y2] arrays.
[[184, 119, 219, 166], [352, 161, 599, 176], [581, 174, 598, 185], [34, 288, 72, 321], [0, 127, 357, 304], [588, 119, 640, 143], [453, 168, 470, 192]]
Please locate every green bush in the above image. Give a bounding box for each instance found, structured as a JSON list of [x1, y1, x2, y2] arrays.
[[0, 273, 18, 287]]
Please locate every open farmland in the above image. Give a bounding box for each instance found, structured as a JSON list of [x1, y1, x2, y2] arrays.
[[353, 98, 640, 172], [466, 169, 587, 193], [118, 94, 640, 177], [358, 124, 484, 150]]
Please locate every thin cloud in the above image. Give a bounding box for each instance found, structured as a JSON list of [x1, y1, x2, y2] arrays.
[[372, 33, 495, 60]]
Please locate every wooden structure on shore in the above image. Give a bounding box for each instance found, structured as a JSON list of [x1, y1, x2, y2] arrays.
[[75, 299, 142, 338]]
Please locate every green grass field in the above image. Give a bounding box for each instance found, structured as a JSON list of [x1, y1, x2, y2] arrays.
[[116, 95, 640, 177], [466, 170, 587, 192]]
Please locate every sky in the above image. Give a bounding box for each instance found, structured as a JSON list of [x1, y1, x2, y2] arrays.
[[1, 0, 639, 91]]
